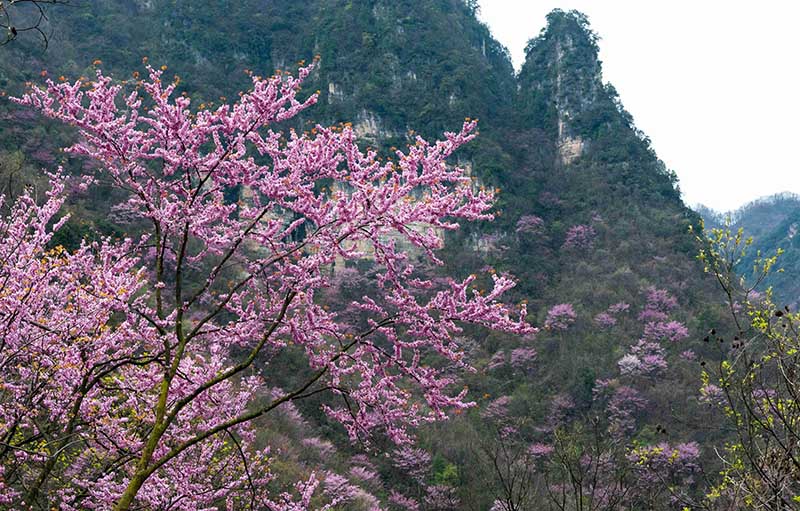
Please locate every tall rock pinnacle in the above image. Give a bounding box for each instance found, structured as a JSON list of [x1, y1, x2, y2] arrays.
[[517, 10, 606, 165]]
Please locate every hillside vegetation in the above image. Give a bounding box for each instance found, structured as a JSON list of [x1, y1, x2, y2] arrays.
[[0, 3, 764, 510]]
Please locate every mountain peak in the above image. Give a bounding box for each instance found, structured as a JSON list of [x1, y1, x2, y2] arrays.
[[518, 10, 604, 164], [539, 9, 599, 46]]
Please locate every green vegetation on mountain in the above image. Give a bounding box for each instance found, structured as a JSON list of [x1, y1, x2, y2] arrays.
[[0, 3, 753, 509], [697, 193, 800, 306]]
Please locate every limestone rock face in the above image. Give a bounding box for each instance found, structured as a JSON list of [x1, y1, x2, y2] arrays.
[[517, 10, 607, 166], [558, 136, 585, 165], [328, 82, 344, 104], [353, 110, 397, 142]]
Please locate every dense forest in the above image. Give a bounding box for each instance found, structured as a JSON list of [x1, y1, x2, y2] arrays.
[[0, 1, 797, 510]]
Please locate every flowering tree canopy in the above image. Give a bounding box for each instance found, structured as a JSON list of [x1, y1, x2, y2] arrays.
[[561, 224, 595, 251], [544, 303, 576, 331], [514, 215, 544, 235], [1, 63, 532, 509]]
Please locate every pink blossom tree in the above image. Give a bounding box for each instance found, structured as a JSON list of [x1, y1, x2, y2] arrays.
[[544, 303, 576, 331], [1, 63, 532, 509], [544, 303, 576, 360], [514, 215, 544, 235], [561, 224, 596, 251]]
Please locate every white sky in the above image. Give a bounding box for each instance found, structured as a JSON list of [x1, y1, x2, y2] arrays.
[[478, 1, 800, 212]]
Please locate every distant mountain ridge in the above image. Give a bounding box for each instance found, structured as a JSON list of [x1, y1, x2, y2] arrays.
[[696, 192, 800, 305]]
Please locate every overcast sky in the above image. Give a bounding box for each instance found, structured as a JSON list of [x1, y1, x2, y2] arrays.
[[478, 1, 800, 212]]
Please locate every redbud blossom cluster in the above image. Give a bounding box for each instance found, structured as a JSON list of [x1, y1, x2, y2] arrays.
[[3, 63, 532, 509]]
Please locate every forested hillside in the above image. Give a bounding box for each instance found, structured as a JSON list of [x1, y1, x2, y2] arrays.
[[698, 193, 800, 306], [1, 2, 786, 510]]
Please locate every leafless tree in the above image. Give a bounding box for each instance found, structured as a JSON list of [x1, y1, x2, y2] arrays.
[[479, 426, 543, 511], [1, 0, 69, 47]]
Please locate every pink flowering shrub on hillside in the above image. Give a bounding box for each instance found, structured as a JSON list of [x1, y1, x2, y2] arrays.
[[562, 224, 596, 250], [515, 214, 544, 235], [545, 303, 577, 330]]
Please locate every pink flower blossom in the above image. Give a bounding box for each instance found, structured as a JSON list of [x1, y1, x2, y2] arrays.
[[528, 443, 554, 457], [700, 384, 725, 406], [562, 224, 596, 250], [3, 63, 534, 509], [389, 491, 420, 511], [607, 386, 648, 438], [515, 215, 544, 235], [392, 446, 431, 484], [424, 485, 460, 510], [643, 320, 689, 343], [618, 354, 643, 376], [607, 302, 630, 314], [594, 312, 617, 328], [620, 341, 668, 377], [486, 350, 507, 371], [301, 437, 336, 457], [638, 287, 678, 322], [510, 347, 537, 371], [349, 465, 382, 488], [545, 303, 576, 331], [482, 396, 512, 421]]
